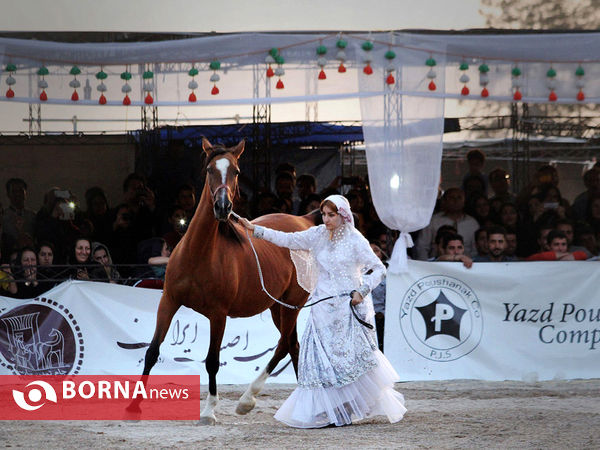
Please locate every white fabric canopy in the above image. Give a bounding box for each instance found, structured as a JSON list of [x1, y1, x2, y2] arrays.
[[2, 31, 598, 271]]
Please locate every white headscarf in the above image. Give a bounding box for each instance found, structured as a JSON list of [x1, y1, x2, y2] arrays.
[[324, 194, 354, 227]]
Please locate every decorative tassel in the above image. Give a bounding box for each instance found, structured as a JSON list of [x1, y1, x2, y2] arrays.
[[276, 79, 284, 89], [99, 94, 107, 105], [189, 92, 197, 102], [123, 95, 131, 106]]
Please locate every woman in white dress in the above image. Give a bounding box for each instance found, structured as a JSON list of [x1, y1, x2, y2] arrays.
[[239, 195, 406, 428]]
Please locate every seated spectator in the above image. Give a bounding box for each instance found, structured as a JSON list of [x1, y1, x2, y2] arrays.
[[499, 202, 520, 232], [174, 183, 197, 225], [572, 167, 600, 221], [137, 237, 171, 280], [586, 195, 600, 232], [435, 233, 473, 268], [296, 174, 317, 214], [462, 149, 487, 196], [297, 193, 322, 216], [415, 188, 479, 260], [429, 225, 458, 261], [536, 183, 571, 219], [473, 226, 517, 262], [574, 223, 600, 257], [505, 230, 519, 259], [36, 242, 59, 288], [556, 219, 591, 257], [489, 168, 516, 205], [466, 193, 492, 228], [474, 228, 489, 259], [107, 203, 138, 273], [68, 237, 108, 281], [526, 230, 588, 261], [0, 246, 17, 296], [91, 242, 121, 284], [84, 186, 112, 244], [274, 171, 296, 214], [463, 174, 486, 206], [11, 247, 50, 298], [162, 205, 188, 250], [34, 190, 82, 263]]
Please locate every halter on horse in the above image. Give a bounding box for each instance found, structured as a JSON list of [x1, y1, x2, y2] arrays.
[[128, 138, 316, 424]]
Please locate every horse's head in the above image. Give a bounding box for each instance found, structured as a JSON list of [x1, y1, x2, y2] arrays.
[[203, 137, 245, 222]]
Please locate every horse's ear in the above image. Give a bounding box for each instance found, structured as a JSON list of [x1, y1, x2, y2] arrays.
[[232, 139, 245, 159], [202, 137, 213, 155]]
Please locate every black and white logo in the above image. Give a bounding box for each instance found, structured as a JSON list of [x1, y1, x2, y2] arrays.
[[12, 380, 58, 411], [400, 275, 483, 361], [0, 298, 84, 375]]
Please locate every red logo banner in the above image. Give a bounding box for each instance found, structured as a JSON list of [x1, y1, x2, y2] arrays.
[[0, 375, 200, 420]]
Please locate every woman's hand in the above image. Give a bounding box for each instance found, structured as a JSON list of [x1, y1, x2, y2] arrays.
[[351, 291, 363, 306], [238, 217, 255, 232]]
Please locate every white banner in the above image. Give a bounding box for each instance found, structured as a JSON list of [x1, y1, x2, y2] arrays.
[[0, 281, 308, 384], [385, 261, 600, 381]]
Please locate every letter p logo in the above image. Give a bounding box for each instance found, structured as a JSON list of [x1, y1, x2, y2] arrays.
[[431, 304, 455, 332]]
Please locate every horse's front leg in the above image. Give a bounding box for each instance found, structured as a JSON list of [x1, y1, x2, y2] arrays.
[[200, 315, 226, 425]]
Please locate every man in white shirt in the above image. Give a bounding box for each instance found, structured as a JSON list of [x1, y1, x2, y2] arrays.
[[415, 187, 479, 260]]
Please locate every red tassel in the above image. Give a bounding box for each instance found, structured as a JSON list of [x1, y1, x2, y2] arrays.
[[577, 90, 585, 101], [39, 90, 48, 101], [461, 86, 470, 96], [6, 88, 14, 98], [266, 66, 274, 78], [386, 73, 395, 85], [123, 95, 131, 106], [513, 90, 522, 101], [428, 80, 436, 91], [481, 87, 489, 98], [189, 92, 197, 102], [363, 64, 373, 75], [276, 79, 284, 89], [71, 90, 79, 101], [99, 94, 107, 105], [338, 63, 346, 73], [144, 93, 153, 104], [548, 90, 557, 102], [318, 69, 326, 80], [211, 85, 219, 95]]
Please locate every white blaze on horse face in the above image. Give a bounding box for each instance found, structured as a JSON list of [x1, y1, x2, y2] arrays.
[[215, 158, 230, 185]]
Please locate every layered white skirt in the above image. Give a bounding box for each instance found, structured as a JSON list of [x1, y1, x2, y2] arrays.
[[274, 290, 407, 428]]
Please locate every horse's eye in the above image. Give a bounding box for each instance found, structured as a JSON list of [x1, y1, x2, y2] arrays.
[[207, 167, 214, 174], [234, 169, 240, 176]]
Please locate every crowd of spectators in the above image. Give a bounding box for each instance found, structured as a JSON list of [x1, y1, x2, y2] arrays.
[[414, 149, 600, 266]]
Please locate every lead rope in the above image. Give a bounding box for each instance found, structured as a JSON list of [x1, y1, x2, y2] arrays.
[[230, 212, 373, 329]]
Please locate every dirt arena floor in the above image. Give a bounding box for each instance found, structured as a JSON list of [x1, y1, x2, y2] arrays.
[[2, 379, 599, 449]]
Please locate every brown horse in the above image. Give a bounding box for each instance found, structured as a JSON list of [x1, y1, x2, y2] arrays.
[[135, 138, 315, 424]]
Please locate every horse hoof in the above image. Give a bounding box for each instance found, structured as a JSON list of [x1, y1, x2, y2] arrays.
[[235, 398, 256, 415], [198, 416, 216, 426]]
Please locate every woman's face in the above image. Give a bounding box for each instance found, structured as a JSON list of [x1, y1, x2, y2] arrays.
[[21, 250, 37, 279], [321, 205, 343, 231], [38, 246, 54, 266], [75, 239, 91, 263], [93, 248, 109, 266]]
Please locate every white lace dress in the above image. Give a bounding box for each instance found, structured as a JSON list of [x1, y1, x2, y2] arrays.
[[253, 222, 407, 428]]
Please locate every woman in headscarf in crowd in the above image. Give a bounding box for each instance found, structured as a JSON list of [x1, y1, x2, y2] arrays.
[[239, 194, 406, 428], [91, 242, 121, 284], [11, 247, 50, 298], [68, 237, 107, 282]]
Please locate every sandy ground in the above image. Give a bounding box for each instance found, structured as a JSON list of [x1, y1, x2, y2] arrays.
[[2, 379, 599, 449]]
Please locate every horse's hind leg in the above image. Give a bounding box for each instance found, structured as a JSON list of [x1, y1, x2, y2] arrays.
[[236, 304, 300, 415], [127, 293, 180, 413], [200, 315, 226, 425]]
